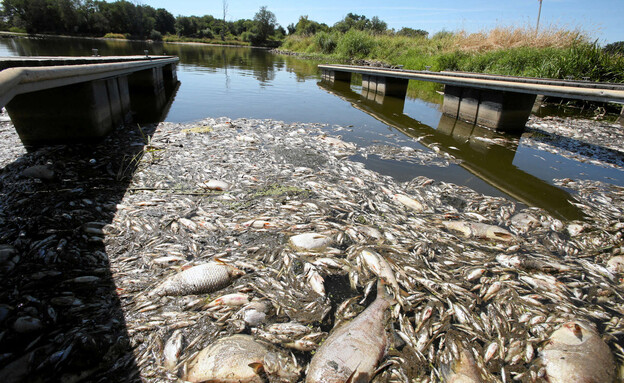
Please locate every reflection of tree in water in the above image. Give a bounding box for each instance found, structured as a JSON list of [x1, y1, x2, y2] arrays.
[[0, 36, 153, 57], [0, 35, 321, 90], [249, 49, 276, 85], [282, 56, 321, 82]]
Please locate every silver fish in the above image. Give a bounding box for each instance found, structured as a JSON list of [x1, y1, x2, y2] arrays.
[[163, 329, 183, 370], [359, 248, 402, 302], [151, 262, 244, 296], [289, 233, 332, 252], [442, 221, 514, 242], [306, 282, 393, 383]]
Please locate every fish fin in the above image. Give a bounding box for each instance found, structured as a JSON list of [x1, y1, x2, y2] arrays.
[[372, 360, 393, 378], [214, 257, 226, 264], [345, 370, 358, 383], [345, 362, 362, 383], [493, 232, 513, 240], [181, 265, 193, 271], [248, 362, 265, 374]]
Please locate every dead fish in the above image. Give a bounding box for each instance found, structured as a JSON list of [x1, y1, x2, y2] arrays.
[[394, 194, 424, 212], [205, 293, 250, 308], [202, 179, 230, 191], [319, 135, 356, 150], [289, 233, 332, 251], [441, 349, 484, 383], [262, 322, 312, 342], [443, 221, 514, 242], [496, 254, 571, 273], [150, 262, 244, 296], [305, 263, 326, 296], [566, 223, 587, 237], [241, 300, 271, 327], [163, 329, 183, 370], [466, 268, 486, 282], [539, 321, 615, 383], [306, 282, 393, 383], [184, 334, 300, 383], [607, 256, 624, 273], [510, 212, 540, 232], [359, 248, 401, 301]]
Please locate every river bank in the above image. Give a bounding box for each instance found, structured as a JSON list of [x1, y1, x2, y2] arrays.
[[0, 110, 623, 381], [280, 29, 624, 84]]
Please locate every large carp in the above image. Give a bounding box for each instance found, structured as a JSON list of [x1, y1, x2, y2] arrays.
[[540, 321, 615, 383], [184, 334, 300, 383], [306, 282, 393, 383], [151, 262, 243, 296]]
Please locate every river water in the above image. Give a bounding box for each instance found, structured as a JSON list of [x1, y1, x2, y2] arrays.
[[1, 35, 622, 220]]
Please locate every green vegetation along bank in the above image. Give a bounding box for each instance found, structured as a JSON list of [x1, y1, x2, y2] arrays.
[[281, 19, 624, 83]]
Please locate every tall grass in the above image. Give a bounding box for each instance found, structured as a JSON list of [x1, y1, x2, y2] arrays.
[[280, 25, 624, 82], [452, 25, 587, 52]]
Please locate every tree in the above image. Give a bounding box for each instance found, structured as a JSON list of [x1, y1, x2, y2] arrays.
[[252, 6, 276, 45], [333, 13, 369, 33], [294, 15, 326, 36], [604, 41, 624, 56], [397, 27, 428, 38], [155, 8, 175, 35], [369, 16, 386, 34], [286, 23, 295, 35]]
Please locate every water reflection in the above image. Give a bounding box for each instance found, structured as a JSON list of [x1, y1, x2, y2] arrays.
[[318, 80, 584, 220]]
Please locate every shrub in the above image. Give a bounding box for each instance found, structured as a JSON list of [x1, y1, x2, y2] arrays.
[[241, 31, 256, 43], [200, 28, 214, 39], [397, 27, 428, 38], [315, 31, 337, 54], [149, 30, 163, 41], [336, 29, 375, 58], [103, 33, 127, 39], [9, 27, 27, 34]]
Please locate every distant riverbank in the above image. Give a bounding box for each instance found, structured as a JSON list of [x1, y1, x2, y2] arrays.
[[280, 27, 624, 84]]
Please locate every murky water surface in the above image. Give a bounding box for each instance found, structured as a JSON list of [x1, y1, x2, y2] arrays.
[[1, 36, 622, 219]]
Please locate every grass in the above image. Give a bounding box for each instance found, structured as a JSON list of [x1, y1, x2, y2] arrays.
[[103, 33, 128, 39], [280, 25, 624, 82]]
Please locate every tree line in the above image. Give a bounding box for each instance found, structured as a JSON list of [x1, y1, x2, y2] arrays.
[[0, 0, 282, 45], [287, 13, 428, 38], [0, 1, 431, 45]]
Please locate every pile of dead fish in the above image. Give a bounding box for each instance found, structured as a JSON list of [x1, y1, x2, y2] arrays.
[[0, 114, 623, 382], [525, 116, 624, 170]]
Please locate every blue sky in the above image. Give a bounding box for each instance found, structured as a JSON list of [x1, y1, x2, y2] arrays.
[[139, 0, 622, 43]]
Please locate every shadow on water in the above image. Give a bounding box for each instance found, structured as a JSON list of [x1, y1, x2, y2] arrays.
[[318, 80, 585, 221], [0, 80, 178, 382]]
